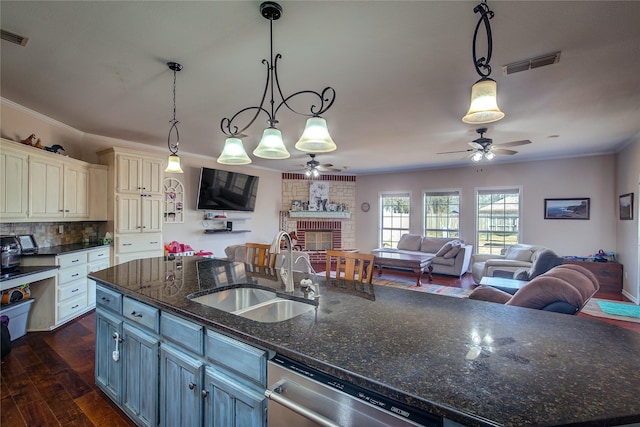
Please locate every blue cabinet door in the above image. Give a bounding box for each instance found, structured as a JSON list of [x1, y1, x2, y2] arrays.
[[122, 323, 159, 427], [95, 308, 123, 404], [160, 343, 204, 427], [203, 366, 266, 427]]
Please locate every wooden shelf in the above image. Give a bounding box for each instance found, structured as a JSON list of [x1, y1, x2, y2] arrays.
[[288, 210, 350, 219], [203, 229, 250, 234]]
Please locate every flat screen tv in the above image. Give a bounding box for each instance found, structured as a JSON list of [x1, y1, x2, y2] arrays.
[[196, 167, 259, 212]]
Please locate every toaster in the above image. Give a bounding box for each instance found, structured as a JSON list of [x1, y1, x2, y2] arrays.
[[0, 236, 22, 271]]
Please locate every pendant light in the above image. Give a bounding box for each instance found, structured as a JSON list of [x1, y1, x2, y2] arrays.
[[462, 1, 505, 124], [165, 61, 184, 173], [219, 1, 337, 165]]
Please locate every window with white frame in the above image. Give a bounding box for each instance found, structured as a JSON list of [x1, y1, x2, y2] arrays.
[[476, 187, 521, 255], [380, 193, 411, 248], [424, 190, 460, 238]]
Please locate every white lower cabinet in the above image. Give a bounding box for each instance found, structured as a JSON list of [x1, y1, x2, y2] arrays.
[[24, 246, 111, 330], [94, 286, 267, 427]]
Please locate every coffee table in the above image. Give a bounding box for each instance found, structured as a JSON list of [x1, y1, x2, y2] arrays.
[[373, 252, 433, 286], [479, 276, 529, 294]]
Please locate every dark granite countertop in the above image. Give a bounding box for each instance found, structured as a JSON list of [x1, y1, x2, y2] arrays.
[[23, 241, 110, 257], [89, 256, 640, 427]]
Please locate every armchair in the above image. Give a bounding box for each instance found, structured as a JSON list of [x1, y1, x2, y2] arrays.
[[469, 264, 599, 315], [471, 244, 560, 284]]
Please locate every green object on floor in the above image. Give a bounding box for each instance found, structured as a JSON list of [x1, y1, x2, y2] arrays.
[[597, 301, 640, 319]]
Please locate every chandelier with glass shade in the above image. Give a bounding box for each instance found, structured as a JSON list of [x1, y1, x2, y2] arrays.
[[218, 1, 337, 165]]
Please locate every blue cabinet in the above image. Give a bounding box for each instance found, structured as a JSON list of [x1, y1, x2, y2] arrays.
[[95, 285, 267, 427], [160, 343, 204, 427], [95, 308, 123, 404], [203, 367, 266, 427], [122, 323, 159, 427]]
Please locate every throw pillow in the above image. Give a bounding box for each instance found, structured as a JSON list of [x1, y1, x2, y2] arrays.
[[443, 243, 462, 259], [397, 234, 422, 251], [504, 246, 533, 261], [435, 241, 454, 257], [435, 240, 461, 257]]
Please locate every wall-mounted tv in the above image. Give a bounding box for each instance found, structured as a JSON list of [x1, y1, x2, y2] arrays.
[[196, 167, 259, 212]]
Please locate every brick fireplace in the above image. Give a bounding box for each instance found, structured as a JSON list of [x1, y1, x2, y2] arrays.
[[296, 220, 343, 264]]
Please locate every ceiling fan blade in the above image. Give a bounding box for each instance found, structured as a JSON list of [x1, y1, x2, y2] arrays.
[[496, 139, 532, 148], [317, 165, 341, 172], [437, 148, 473, 155], [468, 141, 483, 149], [462, 152, 476, 160], [491, 148, 518, 155]]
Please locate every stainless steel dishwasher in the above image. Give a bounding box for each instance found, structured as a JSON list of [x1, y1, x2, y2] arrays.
[[266, 355, 442, 427]]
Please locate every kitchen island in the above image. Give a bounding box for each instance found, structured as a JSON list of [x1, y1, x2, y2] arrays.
[[89, 256, 640, 427]]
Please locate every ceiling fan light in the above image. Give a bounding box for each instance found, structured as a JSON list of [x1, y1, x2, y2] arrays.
[[312, 167, 320, 178], [165, 154, 184, 173], [462, 78, 505, 124], [294, 117, 337, 153], [472, 151, 483, 162], [305, 169, 312, 177], [253, 127, 290, 159], [218, 137, 252, 165], [484, 151, 495, 160]]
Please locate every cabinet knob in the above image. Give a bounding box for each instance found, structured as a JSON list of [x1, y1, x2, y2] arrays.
[[188, 382, 196, 391], [130, 311, 143, 318], [201, 390, 209, 398]]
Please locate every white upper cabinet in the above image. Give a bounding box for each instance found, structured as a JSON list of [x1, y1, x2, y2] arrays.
[[29, 155, 64, 218], [0, 143, 29, 220]]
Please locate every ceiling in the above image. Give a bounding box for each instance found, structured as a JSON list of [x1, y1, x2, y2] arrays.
[[2, 1, 639, 175]]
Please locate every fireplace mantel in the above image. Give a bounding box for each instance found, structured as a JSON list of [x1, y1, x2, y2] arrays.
[[289, 210, 351, 219]]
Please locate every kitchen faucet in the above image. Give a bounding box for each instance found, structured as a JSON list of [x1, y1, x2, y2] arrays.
[[270, 231, 295, 292]]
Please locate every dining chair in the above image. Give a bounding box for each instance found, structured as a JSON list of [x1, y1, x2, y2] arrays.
[[325, 250, 375, 284], [245, 243, 276, 268]]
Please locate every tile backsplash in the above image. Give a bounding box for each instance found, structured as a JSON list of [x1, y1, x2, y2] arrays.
[[0, 222, 107, 248]]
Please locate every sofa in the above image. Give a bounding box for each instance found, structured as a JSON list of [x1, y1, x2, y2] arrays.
[[372, 234, 473, 277], [471, 244, 562, 284], [468, 264, 599, 315]]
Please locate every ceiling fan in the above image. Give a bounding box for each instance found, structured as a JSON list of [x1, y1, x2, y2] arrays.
[[437, 128, 532, 162], [297, 154, 342, 178]]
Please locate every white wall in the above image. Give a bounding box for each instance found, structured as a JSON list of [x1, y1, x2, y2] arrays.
[[2, 98, 283, 259], [615, 138, 639, 302], [355, 155, 617, 259]]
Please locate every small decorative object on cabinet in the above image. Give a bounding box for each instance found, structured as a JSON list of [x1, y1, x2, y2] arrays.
[[164, 177, 184, 223]]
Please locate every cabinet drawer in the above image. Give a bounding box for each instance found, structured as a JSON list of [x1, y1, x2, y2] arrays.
[[88, 247, 110, 262], [205, 329, 267, 386], [58, 294, 88, 320], [58, 252, 87, 269], [117, 234, 163, 254], [161, 312, 204, 356], [58, 279, 87, 302], [96, 285, 123, 314], [59, 264, 87, 283], [123, 297, 159, 333]]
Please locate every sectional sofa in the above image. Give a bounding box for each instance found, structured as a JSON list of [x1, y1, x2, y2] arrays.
[[372, 234, 473, 277]]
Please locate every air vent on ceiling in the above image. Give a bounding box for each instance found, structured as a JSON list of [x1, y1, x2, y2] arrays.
[[1, 29, 29, 46], [502, 51, 560, 75]]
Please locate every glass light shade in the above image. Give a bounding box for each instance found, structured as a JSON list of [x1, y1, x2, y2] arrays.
[[294, 117, 337, 153], [472, 151, 483, 162], [165, 154, 184, 173], [253, 128, 290, 159], [462, 77, 505, 124], [217, 137, 252, 165], [484, 151, 495, 160]]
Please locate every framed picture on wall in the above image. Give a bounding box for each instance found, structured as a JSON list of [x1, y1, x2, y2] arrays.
[[619, 193, 633, 220], [544, 198, 590, 220]]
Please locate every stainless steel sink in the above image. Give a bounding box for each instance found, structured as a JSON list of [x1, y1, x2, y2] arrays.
[[234, 298, 315, 323], [190, 288, 315, 322], [190, 288, 277, 312]]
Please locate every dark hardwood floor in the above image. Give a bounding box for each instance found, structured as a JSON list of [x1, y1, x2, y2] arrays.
[[1, 271, 637, 426]]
